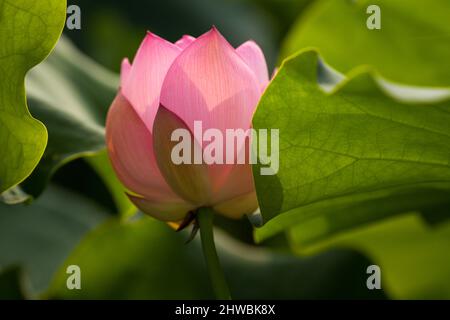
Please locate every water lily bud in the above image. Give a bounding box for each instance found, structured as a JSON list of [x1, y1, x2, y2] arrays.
[[106, 28, 269, 222]]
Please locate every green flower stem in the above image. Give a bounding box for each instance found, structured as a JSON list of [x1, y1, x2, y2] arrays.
[[197, 207, 231, 300]]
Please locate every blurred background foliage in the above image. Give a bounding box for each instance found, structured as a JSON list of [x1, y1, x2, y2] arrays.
[[64, 0, 313, 72], [0, 0, 449, 300]]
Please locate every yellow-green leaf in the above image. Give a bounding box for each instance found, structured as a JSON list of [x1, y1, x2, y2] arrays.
[[0, 0, 66, 193], [253, 49, 450, 243]]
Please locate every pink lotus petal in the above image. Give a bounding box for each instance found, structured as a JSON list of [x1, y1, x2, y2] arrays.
[[122, 32, 181, 131], [120, 58, 131, 87], [160, 27, 261, 136], [160, 28, 261, 202], [175, 35, 196, 50], [128, 194, 195, 222], [210, 139, 256, 205], [152, 105, 212, 205], [106, 92, 185, 203], [236, 41, 270, 91]]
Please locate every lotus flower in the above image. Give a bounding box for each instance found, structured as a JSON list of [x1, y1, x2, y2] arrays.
[[106, 28, 269, 222]]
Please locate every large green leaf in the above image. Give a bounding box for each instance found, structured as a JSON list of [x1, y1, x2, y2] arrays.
[[0, 0, 66, 193], [23, 37, 117, 197], [282, 0, 450, 87], [17, 37, 134, 215], [253, 49, 450, 243], [45, 216, 384, 299], [289, 213, 450, 299], [0, 184, 110, 296]]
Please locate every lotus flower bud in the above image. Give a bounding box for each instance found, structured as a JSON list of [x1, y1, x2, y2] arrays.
[[106, 28, 269, 222]]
